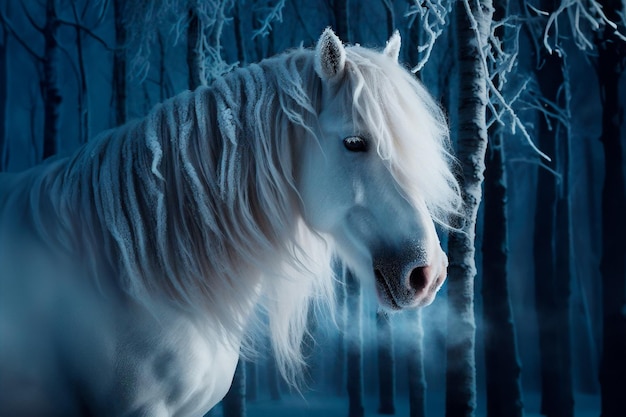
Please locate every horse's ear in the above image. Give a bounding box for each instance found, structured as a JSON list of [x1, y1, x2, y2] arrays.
[[315, 28, 346, 82], [383, 30, 401, 62]]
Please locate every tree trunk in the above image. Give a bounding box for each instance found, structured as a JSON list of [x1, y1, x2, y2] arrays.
[[333, 0, 350, 42], [233, 0, 247, 66], [407, 309, 426, 417], [0, 23, 7, 171], [112, 0, 126, 126], [482, 113, 524, 417], [382, 0, 394, 38], [203, 407, 217, 417], [223, 359, 246, 417], [376, 310, 395, 414], [570, 137, 598, 395], [531, 2, 574, 415], [71, 4, 88, 144], [334, 270, 346, 396], [41, 0, 61, 160], [405, 1, 420, 68], [245, 360, 257, 402], [480, 0, 524, 415], [187, 7, 203, 90], [446, 2, 493, 417], [595, 2, 626, 416], [302, 308, 318, 387], [267, 352, 282, 401], [346, 268, 364, 417]]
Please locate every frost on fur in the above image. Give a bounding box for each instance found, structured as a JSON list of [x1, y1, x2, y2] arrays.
[[315, 28, 346, 81]]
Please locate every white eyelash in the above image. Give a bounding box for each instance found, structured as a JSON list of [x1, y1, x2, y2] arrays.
[[344, 136, 363, 144]]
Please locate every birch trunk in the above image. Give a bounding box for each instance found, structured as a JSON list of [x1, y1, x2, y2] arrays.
[[446, 1, 493, 417]]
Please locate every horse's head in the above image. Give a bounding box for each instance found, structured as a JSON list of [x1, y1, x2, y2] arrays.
[[295, 29, 460, 310]]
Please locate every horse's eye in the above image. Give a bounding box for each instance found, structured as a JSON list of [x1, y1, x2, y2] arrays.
[[343, 136, 368, 152]]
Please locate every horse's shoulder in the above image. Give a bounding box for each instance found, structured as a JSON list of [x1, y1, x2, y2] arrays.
[[110, 307, 239, 416]]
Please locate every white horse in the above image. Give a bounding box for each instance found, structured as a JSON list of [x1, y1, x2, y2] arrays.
[[0, 28, 460, 416]]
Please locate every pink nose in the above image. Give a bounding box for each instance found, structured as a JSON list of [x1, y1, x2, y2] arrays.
[[409, 265, 433, 293], [406, 258, 447, 297]]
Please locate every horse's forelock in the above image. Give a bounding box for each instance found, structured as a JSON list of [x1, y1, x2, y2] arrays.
[[338, 47, 462, 227]]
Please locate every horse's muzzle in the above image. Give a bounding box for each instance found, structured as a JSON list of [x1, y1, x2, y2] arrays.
[[374, 250, 448, 310]]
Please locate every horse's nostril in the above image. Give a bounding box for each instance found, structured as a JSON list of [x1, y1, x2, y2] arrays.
[[409, 266, 429, 292]]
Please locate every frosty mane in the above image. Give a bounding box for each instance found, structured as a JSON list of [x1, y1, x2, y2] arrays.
[[25, 43, 459, 384]]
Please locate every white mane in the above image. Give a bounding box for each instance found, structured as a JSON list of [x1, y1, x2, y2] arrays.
[[339, 46, 462, 225], [21, 44, 459, 385]]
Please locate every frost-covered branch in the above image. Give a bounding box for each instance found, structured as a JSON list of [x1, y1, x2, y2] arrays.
[[509, 157, 563, 180], [252, 0, 286, 39], [527, 0, 626, 55], [406, 0, 451, 72], [125, 0, 236, 83], [196, 0, 237, 83], [464, 0, 551, 160]]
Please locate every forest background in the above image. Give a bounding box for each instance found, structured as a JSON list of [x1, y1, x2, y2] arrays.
[[0, 1, 624, 417]]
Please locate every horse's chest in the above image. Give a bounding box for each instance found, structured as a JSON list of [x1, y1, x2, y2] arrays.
[[111, 316, 240, 416]]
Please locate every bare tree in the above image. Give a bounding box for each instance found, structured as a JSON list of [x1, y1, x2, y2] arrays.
[[222, 359, 246, 417], [267, 349, 282, 401], [245, 360, 257, 401], [333, 0, 350, 42], [1, 0, 110, 159], [594, 1, 626, 416], [407, 309, 426, 417], [446, 1, 494, 417], [0, 0, 63, 160], [187, 6, 203, 89], [523, 2, 575, 415], [376, 310, 395, 415], [39, 0, 61, 159], [481, 1, 524, 416], [345, 268, 364, 417], [113, 0, 127, 125], [69, 0, 107, 143], [0, 13, 7, 171], [333, 269, 347, 396]]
